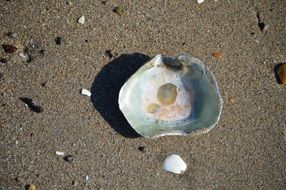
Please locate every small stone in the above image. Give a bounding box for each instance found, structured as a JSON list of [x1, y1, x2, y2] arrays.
[[55, 36, 63, 45], [78, 15, 85, 24], [163, 154, 187, 174], [81, 88, 91, 97], [113, 6, 124, 15], [2, 44, 17, 53], [228, 96, 235, 103], [212, 51, 222, 59], [85, 175, 89, 181], [27, 184, 36, 190], [0, 57, 8, 64], [8, 32, 17, 38], [63, 155, 73, 162], [105, 50, 113, 58], [277, 63, 286, 85], [197, 0, 204, 3]]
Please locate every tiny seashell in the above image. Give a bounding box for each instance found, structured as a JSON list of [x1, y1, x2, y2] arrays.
[[163, 154, 187, 174], [197, 0, 204, 4], [78, 15, 85, 24], [81, 88, 91, 96], [56, 151, 65, 156]]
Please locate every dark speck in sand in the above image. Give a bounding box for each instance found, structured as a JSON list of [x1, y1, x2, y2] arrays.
[[55, 36, 64, 45], [138, 146, 145, 152], [2, 44, 17, 53], [0, 57, 8, 64], [100, 0, 108, 5], [105, 50, 113, 59], [39, 49, 45, 55], [19, 97, 44, 113]]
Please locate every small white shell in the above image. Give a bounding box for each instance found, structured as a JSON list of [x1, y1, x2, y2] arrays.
[[81, 88, 91, 96], [78, 15, 85, 24], [56, 151, 65, 156], [163, 154, 187, 174]]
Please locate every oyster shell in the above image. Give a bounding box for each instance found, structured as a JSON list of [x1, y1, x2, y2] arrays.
[[118, 54, 222, 138]]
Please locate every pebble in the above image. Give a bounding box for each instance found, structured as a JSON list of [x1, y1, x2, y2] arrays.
[[197, 0, 204, 3], [8, 32, 17, 38], [56, 151, 65, 156], [212, 51, 222, 59], [2, 44, 17, 53], [105, 50, 113, 58], [277, 63, 286, 85], [63, 155, 73, 162], [78, 15, 85, 24], [81, 88, 91, 97], [163, 154, 187, 174], [138, 146, 145, 152], [113, 6, 124, 15]]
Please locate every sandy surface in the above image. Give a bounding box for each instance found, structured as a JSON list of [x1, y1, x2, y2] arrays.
[[1, 0, 285, 189]]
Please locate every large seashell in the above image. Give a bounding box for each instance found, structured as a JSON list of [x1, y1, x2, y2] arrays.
[[118, 54, 222, 138]]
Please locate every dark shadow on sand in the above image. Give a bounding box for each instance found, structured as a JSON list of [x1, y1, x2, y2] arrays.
[[91, 53, 150, 138]]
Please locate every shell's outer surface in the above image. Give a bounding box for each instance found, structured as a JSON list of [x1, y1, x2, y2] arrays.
[[118, 54, 223, 138], [163, 154, 187, 174]]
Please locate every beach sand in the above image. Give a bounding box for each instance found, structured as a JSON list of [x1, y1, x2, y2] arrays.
[[1, 0, 285, 189]]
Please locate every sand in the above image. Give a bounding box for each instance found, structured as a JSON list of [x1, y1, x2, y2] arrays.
[[1, 0, 285, 189]]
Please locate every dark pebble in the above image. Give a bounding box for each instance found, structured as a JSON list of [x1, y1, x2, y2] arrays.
[[55, 36, 64, 45], [63, 155, 73, 162], [2, 44, 17, 53], [7, 32, 17, 38], [0, 57, 8, 64], [19, 97, 44, 113], [105, 50, 113, 58], [138, 146, 145, 152]]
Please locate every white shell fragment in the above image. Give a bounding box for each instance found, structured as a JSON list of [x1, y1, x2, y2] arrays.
[[78, 15, 85, 24], [81, 88, 91, 96], [197, 0, 204, 3], [163, 154, 187, 174], [56, 151, 65, 156]]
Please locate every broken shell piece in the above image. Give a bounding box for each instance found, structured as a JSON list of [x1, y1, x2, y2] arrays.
[[78, 15, 85, 24], [81, 88, 91, 96], [118, 54, 222, 138], [56, 151, 65, 156], [163, 154, 187, 174]]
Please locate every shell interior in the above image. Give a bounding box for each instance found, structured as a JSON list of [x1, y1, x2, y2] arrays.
[[118, 54, 222, 138]]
